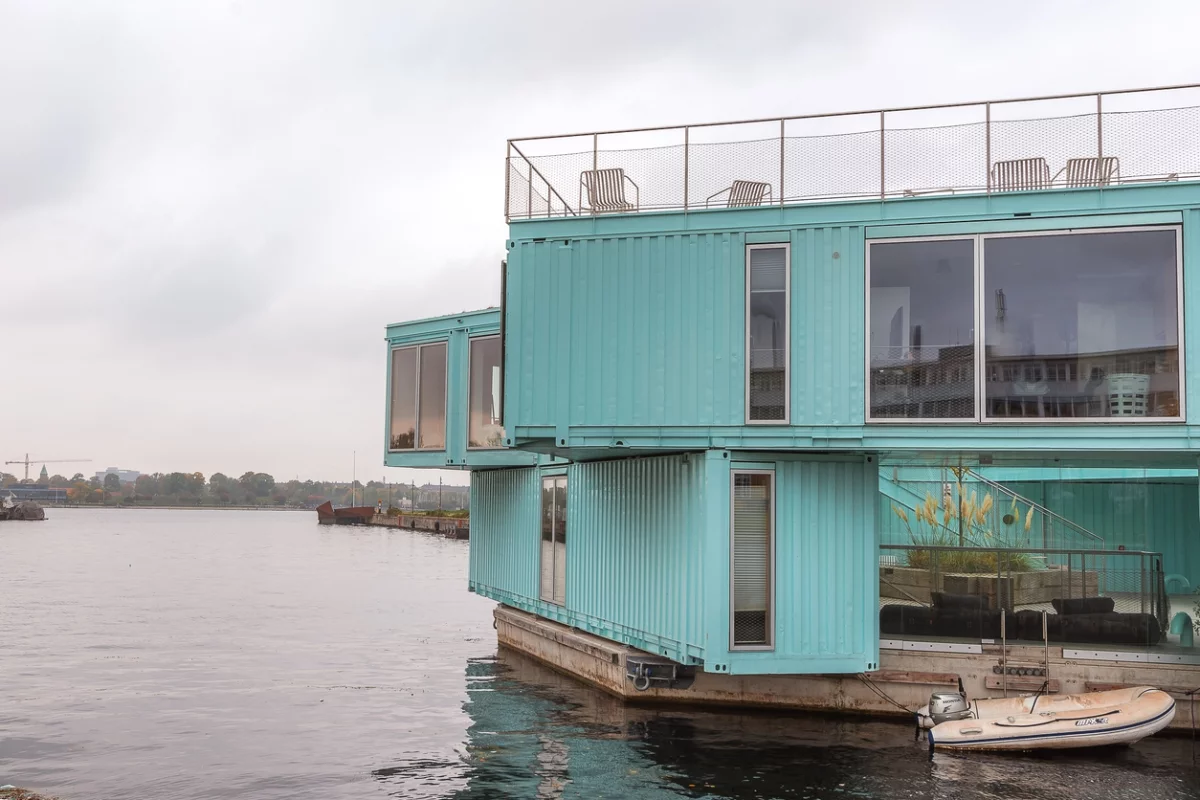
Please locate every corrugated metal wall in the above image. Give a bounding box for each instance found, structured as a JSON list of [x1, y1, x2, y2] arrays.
[[792, 226, 866, 425], [775, 459, 878, 666], [717, 456, 879, 675], [566, 454, 707, 662], [469, 467, 541, 602], [469, 455, 708, 664], [505, 226, 865, 430]]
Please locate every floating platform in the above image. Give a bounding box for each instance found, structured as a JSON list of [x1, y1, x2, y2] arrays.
[[494, 605, 1200, 733]]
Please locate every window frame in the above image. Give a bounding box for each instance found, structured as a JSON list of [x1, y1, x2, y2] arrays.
[[729, 468, 776, 651], [865, 225, 1185, 424], [745, 243, 791, 425], [387, 340, 450, 452], [865, 234, 979, 424], [466, 334, 505, 450]]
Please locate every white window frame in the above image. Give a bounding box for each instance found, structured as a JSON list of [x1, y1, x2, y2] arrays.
[[387, 340, 449, 452], [466, 334, 504, 450], [729, 468, 776, 651], [745, 243, 791, 425], [865, 225, 1185, 424]]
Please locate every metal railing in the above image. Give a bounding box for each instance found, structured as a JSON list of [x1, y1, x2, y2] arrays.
[[506, 83, 1200, 221], [879, 544, 1169, 645], [881, 469, 1105, 556]]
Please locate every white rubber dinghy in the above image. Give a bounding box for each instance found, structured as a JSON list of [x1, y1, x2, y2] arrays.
[[926, 687, 1175, 751]]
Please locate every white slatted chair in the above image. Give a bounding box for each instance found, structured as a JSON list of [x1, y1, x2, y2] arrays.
[[1054, 156, 1120, 187], [579, 168, 639, 214], [707, 179, 773, 208], [990, 157, 1051, 191]]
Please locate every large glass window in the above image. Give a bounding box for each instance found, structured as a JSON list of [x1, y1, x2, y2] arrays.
[[747, 245, 789, 423], [984, 229, 1180, 419], [731, 471, 774, 649], [468, 336, 504, 448], [389, 347, 417, 449], [866, 226, 1182, 423], [868, 239, 976, 420], [540, 475, 567, 605], [388, 341, 447, 451], [418, 343, 447, 449]]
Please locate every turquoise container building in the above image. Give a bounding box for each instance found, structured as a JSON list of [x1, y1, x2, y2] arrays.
[[385, 84, 1200, 684]]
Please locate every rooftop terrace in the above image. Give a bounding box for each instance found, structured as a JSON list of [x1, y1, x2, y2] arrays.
[[505, 83, 1200, 221]]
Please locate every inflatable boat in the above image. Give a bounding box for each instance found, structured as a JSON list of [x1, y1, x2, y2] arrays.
[[916, 686, 1175, 751]]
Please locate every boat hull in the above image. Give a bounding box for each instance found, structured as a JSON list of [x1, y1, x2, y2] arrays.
[[927, 687, 1175, 752]]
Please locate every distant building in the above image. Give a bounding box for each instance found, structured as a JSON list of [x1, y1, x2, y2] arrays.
[[9, 485, 68, 504], [94, 467, 142, 484]]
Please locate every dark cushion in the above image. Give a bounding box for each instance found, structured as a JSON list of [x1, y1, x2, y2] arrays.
[[1058, 612, 1161, 646], [880, 605, 936, 637], [1014, 609, 1060, 641], [1051, 596, 1115, 615], [932, 608, 1018, 640], [931, 592, 989, 612]]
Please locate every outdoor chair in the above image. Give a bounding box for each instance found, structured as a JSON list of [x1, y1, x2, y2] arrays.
[[1053, 156, 1120, 187], [990, 157, 1051, 192], [706, 179, 772, 208], [579, 168, 639, 214]]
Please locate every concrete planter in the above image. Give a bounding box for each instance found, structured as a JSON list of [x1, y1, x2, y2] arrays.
[[880, 565, 1098, 608]]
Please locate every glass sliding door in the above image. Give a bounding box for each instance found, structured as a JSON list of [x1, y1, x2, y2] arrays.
[[731, 470, 774, 649], [540, 475, 567, 605]]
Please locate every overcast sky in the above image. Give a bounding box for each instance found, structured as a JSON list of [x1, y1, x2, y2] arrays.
[[0, 0, 1196, 485]]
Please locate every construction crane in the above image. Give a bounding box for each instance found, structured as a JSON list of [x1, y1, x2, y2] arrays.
[[4, 454, 93, 482]]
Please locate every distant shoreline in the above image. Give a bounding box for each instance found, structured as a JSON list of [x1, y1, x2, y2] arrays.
[[46, 504, 310, 512]]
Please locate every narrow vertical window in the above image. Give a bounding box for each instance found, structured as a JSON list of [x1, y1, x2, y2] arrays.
[[389, 347, 417, 450], [539, 475, 567, 605], [731, 470, 774, 648], [747, 245, 789, 423], [417, 342, 447, 449], [468, 336, 505, 448]]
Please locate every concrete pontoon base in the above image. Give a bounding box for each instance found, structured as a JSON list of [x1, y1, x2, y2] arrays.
[[495, 605, 1200, 733]]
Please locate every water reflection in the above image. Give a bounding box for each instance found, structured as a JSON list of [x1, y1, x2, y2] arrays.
[[383, 648, 1200, 800]]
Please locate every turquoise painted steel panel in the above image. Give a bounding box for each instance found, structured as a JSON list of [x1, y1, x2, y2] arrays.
[[564, 454, 707, 662], [504, 182, 1200, 458], [704, 455, 879, 675], [507, 226, 866, 431], [468, 455, 708, 664], [469, 467, 541, 601], [793, 226, 865, 426], [508, 233, 746, 430]]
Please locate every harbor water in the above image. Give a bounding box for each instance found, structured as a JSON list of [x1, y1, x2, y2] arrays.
[[1, 508, 1199, 799]]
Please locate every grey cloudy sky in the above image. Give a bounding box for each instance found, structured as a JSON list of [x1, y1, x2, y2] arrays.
[[1, 0, 1195, 485]]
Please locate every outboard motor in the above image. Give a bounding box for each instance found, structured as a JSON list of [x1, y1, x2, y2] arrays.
[[928, 691, 972, 725]]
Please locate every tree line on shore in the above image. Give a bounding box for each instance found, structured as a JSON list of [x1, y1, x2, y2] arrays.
[[0, 470, 468, 511]]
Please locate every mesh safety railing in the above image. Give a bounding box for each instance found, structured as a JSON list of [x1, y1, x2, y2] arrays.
[[879, 544, 1169, 648], [506, 84, 1200, 220]]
